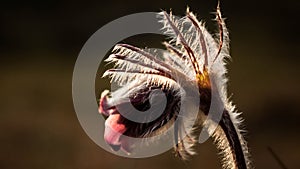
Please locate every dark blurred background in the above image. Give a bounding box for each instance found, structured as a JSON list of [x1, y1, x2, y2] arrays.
[[1, 0, 299, 168]]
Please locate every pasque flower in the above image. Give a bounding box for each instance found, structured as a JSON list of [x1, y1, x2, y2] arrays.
[[99, 5, 251, 169]]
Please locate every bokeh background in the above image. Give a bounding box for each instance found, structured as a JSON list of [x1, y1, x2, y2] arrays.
[[1, 0, 299, 168]]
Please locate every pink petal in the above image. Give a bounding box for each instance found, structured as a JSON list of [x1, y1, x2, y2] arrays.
[[104, 114, 127, 148]]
